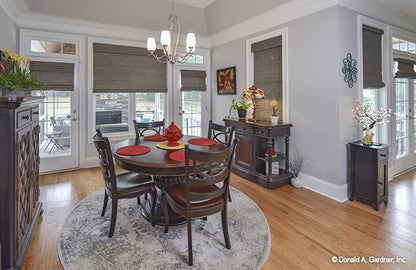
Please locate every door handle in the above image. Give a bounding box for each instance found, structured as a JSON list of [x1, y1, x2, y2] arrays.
[[72, 117, 78, 121]]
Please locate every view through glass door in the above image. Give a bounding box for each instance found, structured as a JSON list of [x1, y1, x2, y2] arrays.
[[32, 61, 79, 173], [394, 76, 416, 174]]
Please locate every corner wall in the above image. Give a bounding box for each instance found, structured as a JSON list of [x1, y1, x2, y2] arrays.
[[0, 6, 18, 51]]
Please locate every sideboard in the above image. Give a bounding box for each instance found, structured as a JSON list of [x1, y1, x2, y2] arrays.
[[0, 96, 43, 270], [224, 118, 293, 188]]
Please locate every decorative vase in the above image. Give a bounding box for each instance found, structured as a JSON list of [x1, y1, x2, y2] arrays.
[[163, 122, 183, 147], [270, 116, 279, 124], [237, 109, 247, 119], [291, 176, 303, 188], [362, 129, 374, 146]]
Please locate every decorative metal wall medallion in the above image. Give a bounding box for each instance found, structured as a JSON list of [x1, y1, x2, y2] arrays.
[[342, 53, 358, 88]]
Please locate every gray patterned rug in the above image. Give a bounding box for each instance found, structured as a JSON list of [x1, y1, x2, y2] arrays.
[[58, 186, 270, 270]]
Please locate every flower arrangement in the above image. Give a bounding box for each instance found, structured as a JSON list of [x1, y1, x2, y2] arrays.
[[270, 99, 280, 117], [352, 101, 392, 144], [0, 49, 44, 92]]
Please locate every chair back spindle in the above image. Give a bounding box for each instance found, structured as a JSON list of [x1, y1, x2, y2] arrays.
[[93, 129, 118, 192], [133, 118, 165, 138], [208, 120, 235, 147]]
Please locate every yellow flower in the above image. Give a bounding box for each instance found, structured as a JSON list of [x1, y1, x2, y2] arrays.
[[26, 57, 32, 62], [10, 53, 17, 59], [270, 99, 278, 106], [3, 48, 11, 55], [17, 55, 24, 64]]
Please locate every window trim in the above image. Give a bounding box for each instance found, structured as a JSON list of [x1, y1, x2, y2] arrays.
[[245, 27, 289, 122]]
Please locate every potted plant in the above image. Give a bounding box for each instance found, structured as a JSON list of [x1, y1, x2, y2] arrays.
[[352, 101, 392, 145], [0, 49, 45, 96], [270, 99, 280, 124], [288, 149, 308, 188], [228, 98, 251, 119]]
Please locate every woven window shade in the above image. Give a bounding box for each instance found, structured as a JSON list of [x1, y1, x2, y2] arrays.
[[362, 25, 385, 89], [180, 70, 207, 91], [93, 43, 167, 93], [395, 58, 416, 79], [252, 36, 282, 100], [30, 61, 74, 91]]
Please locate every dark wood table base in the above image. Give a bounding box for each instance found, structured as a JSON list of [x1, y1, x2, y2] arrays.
[[141, 191, 186, 226]]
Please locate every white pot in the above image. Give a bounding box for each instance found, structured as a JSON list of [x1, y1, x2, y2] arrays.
[[291, 176, 303, 188], [270, 116, 279, 124]]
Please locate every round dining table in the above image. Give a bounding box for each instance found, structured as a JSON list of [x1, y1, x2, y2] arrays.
[[113, 135, 225, 226]]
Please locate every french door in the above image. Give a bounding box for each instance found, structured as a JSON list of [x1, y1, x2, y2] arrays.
[[394, 77, 416, 174], [173, 66, 210, 137], [33, 60, 79, 173]]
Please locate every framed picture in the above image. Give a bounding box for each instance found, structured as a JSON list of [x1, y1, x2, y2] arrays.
[[217, 66, 236, 95]]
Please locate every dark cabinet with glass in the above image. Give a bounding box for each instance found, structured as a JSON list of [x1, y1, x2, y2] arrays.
[[347, 141, 389, 211], [224, 119, 293, 188]]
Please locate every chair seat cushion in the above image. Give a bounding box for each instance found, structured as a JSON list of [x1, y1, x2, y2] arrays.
[[165, 184, 223, 211], [115, 171, 153, 191]]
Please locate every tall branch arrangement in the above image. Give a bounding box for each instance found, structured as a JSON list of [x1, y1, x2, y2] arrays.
[[352, 101, 392, 131]]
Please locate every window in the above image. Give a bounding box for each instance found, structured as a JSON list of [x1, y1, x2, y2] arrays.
[[363, 89, 379, 140], [185, 54, 204, 64], [30, 39, 76, 55], [135, 93, 165, 123], [393, 37, 416, 54]]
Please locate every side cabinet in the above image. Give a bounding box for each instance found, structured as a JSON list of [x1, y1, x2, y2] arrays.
[[0, 97, 43, 270], [347, 141, 389, 211]]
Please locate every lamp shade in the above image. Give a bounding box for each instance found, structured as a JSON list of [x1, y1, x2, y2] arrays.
[[161, 30, 171, 46], [242, 86, 266, 99], [186, 33, 196, 48], [147, 37, 156, 52]]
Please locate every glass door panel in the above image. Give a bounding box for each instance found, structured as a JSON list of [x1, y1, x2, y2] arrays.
[[181, 91, 202, 136]]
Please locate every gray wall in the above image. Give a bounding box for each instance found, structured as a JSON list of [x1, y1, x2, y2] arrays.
[[0, 7, 17, 51], [204, 0, 290, 35], [211, 6, 356, 186], [29, 0, 209, 36]]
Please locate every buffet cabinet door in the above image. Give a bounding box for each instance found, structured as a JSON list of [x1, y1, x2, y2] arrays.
[[235, 132, 253, 169], [30, 125, 40, 222], [16, 125, 32, 254]]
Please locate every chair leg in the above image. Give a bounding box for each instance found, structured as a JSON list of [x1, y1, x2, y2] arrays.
[[160, 191, 169, 233], [137, 196, 141, 205], [221, 208, 231, 249], [228, 189, 232, 202], [101, 190, 109, 217], [145, 193, 148, 200], [109, 199, 118, 238], [149, 188, 157, 227], [187, 218, 193, 266]]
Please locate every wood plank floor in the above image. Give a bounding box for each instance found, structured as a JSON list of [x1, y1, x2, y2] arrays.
[[22, 168, 416, 270]]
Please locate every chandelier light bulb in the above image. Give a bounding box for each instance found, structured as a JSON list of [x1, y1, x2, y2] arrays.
[[147, 37, 156, 52], [186, 33, 196, 48], [161, 30, 171, 46]]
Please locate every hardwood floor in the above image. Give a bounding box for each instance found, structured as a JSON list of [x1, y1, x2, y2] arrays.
[[22, 168, 416, 270]]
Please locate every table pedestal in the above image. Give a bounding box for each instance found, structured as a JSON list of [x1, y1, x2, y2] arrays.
[[141, 175, 186, 226]]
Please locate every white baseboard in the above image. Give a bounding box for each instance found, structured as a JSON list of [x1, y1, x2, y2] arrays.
[[300, 173, 348, 203], [80, 156, 99, 169]]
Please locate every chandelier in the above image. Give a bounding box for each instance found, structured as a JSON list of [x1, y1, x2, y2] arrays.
[[146, 0, 196, 64]]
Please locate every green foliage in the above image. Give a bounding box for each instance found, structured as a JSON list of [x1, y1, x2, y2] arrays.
[[227, 98, 251, 118]]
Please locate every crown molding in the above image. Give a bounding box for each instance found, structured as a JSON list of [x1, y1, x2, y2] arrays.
[[209, 0, 338, 48], [17, 11, 211, 48], [0, 0, 28, 23]]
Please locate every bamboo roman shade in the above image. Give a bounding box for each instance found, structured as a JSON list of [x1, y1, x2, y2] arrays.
[[362, 25, 385, 89], [395, 58, 416, 79], [251, 36, 282, 100], [30, 61, 74, 91], [93, 43, 167, 93], [180, 70, 207, 91]]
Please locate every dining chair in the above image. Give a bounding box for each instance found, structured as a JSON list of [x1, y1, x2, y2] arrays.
[[93, 129, 157, 238], [208, 120, 235, 202], [163, 139, 238, 266], [133, 118, 165, 138]]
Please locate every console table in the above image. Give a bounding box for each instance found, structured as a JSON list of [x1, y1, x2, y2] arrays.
[[224, 118, 293, 188], [0, 96, 43, 270]]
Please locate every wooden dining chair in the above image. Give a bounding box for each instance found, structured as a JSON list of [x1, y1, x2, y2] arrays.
[[133, 118, 165, 138], [208, 120, 235, 202], [93, 129, 157, 238], [163, 139, 238, 266]]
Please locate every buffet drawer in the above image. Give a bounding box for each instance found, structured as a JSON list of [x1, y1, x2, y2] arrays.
[[17, 109, 31, 128]]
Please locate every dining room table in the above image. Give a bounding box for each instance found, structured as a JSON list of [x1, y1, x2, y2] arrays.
[[113, 135, 226, 226]]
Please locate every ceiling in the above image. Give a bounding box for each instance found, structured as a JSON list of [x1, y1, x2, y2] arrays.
[[376, 0, 416, 18], [169, 0, 216, 8]]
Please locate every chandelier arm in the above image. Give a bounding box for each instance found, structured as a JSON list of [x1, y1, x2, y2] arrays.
[[174, 17, 181, 60], [149, 52, 169, 63]]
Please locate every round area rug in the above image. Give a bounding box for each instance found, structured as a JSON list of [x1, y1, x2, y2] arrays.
[[58, 187, 270, 270]]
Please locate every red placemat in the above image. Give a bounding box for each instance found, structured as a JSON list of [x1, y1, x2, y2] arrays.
[[116, 145, 151, 156], [144, 134, 167, 141], [169, 150, 193, 162], [188, 138, 217, 146]]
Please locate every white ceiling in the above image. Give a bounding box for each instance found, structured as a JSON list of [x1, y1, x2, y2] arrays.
[[376, 0, 416, 18], [170, 0, 216, 8]]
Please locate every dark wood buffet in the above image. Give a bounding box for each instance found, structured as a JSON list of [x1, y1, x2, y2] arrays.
[[0, 96, 43, 270], [224, 118, 293, 189]]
